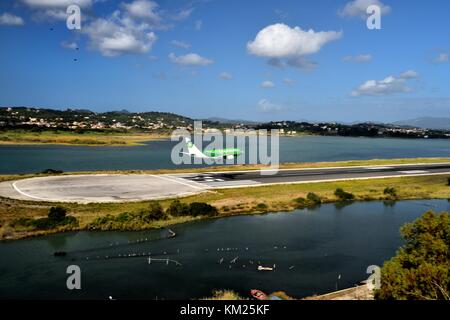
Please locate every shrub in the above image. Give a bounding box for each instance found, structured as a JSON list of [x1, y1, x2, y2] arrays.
[[375, 211, 450, 300], [334, 188, 355, 201], [144, 202, 167, 221], [306, 192, 322, 205], [48, 206, 67, 222], [41, 168, 63, 174], [255, 203, 268, 211], [167, 200, 190, 217], [383, 187, 397, 198], [189, 202, 218, 217]]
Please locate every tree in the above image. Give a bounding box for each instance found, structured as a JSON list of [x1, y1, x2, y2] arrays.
[[144, 202, 167, 221], [334, 188, 355, 201], [189, 202, 218, 217], [167, 200, 190, 217], [375, 211, 450, 300], [48, 206, 67, 222]]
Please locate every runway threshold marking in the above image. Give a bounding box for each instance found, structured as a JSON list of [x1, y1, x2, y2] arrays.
[[11, 181, 49, 201], [150, 174, 206, 190]]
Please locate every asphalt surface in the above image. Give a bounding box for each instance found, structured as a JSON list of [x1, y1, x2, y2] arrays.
[[0, 163, 449, 203], [177, 163, 450, 188]]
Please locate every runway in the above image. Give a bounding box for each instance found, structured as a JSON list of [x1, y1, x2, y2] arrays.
[[0, 162, 449, 203], [175, 162, 450, 188]]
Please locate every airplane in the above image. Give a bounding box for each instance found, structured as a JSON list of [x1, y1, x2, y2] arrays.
[[184, 137, 242, 160]]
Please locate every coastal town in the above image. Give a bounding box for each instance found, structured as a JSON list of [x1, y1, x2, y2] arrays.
[[1, 106, 449, 139]]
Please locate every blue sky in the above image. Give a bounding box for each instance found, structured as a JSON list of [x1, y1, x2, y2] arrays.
[[0, 0, 449, 122]]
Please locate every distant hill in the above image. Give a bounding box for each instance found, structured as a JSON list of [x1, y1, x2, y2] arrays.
[[393, 117, 450, 130], [204, 117, 260, 125]]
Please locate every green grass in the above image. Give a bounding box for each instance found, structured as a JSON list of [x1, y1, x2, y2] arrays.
[[1, 173, 450, 240], [0, 129, 166, 146]]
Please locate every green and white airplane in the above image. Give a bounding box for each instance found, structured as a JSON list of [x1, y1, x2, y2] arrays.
[[184, 137, 242, 160]]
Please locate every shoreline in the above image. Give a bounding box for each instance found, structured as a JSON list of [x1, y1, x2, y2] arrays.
[[1, 158, 449, 241]]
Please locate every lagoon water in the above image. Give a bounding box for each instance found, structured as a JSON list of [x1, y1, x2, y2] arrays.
[[0, 200, 448, 300], [0, 136, 449, 174]]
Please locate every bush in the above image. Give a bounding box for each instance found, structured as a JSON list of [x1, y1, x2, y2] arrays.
[[144, 202, 167, 221], [306, 192, 322, 205], [189, 202, 218, 217], [383, 187, 397, 198], [48, 206, 67, 222], [167, 200, 190, 217], [375, 211, 450, 300], [255, 203, 268, 210], [41, 168, 63, 174], [334, 188, 355, 201]]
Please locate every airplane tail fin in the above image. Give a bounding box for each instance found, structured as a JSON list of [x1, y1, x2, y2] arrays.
[[185, 137, 207, 158]]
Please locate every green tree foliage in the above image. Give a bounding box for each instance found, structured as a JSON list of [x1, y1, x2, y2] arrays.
[[383, 187, 397, 198], [334, 188, 355, 201], [376, 211, 450, 300], [48, 206, 67, 222], [167, 200, 190, 217], [189, 202, 218, 217]]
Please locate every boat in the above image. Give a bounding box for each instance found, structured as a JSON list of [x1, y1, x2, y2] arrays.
[[251, 289, 268, 300], [257, 265, 274, 271]]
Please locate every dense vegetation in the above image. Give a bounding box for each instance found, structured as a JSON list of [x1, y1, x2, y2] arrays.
[[376, 211, 450, 300], [88, 201, 218, 230], [11, 206, 77, 230]]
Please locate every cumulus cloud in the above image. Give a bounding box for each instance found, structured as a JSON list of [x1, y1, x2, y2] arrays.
[[0, 13, 25, 26], [258, 99, 282, 113], [434, 53, 449, 63], [122, 0, 161, 25], [219, 72, 232, 80], [170, 40, 191, 49], [247, 23, 342, 58], [261, 81, 275, 88], [168, 52, 213, 66], [338, 0, 391, 18], [22, 0, 92, 8], [342, 54, 372, 62], [351, 71, 419, 97], [83, 16, 157, 57]]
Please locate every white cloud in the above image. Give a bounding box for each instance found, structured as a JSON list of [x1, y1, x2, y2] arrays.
[[219, 72, 232, 80], [342, 54, 372, 62], [258, 99, 282, 113], [122, 0, 161, 25], [83, 16, 157, 57], [261, 81, 275, 88], [171, 8, 193, 21], [247, 23, 342, 58], [0, 13, 25, 26], [351, 71, 419, 97], [194, 19, 202, 31], [338, 0, 391, 18], [168, 52, 213, 66], [61, 41, 78, 50], [170, 40, 191, 49], [399, 70, 419, 79], [283, 78, 295, 85], [434, 53, 449, 63], [22, 0, 92, 8]]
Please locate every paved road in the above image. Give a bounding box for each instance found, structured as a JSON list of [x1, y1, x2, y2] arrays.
[[0, 163, 449, 203], [177, 163, 450, 188]]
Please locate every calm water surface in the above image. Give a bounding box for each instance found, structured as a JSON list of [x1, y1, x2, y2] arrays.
[[0, 200, 448, 300], [0, 136, 449, 174]]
